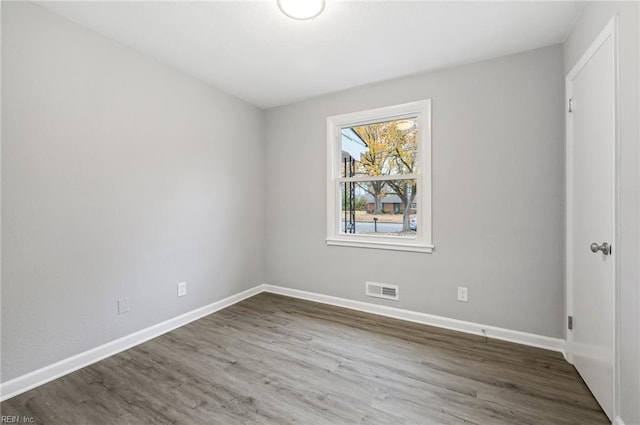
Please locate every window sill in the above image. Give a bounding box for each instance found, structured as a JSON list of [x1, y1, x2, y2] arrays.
[[326, 238, 434, 253]]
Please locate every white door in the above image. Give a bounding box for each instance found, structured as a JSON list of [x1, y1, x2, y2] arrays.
[[566, 18, 617, 421]]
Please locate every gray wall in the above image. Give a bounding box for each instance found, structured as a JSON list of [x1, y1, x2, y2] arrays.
[[265, 45, 566, 339], [565, 2, 640, 423], [1, 2, 265, 382]]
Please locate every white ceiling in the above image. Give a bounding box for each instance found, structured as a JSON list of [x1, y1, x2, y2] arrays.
[[38, 1, 584, 109]]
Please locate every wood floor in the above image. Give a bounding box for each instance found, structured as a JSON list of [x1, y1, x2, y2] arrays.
[[1, 293, 609, 425]]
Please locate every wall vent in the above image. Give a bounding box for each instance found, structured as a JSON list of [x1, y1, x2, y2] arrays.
[[365, 282, 399, 301]]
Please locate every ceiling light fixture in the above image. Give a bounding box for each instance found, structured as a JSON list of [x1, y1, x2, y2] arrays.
[[277, 0, 325, 20]]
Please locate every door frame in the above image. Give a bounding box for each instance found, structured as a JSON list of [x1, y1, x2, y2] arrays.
[[565, 15, 620, 420]]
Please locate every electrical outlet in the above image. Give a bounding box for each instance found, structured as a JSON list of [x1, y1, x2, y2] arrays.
[[117, 297, 129, 315], [457, 287, 468, 303], [177, 281, 187, 297]]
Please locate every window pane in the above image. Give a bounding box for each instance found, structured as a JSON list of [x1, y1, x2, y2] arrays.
[[340, 179, 418, 237], [340, 118, 418, 178]]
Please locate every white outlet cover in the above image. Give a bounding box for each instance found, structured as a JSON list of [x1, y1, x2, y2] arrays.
[[457, 287, 469, 303], [117, 297, 129, 314], [178, 282, 187, 297]]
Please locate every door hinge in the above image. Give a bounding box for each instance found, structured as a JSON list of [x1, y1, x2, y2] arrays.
[[568, 98, 574, 113], [568, 315, 573, 330]]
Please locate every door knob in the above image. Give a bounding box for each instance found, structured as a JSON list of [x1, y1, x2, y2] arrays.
[[590, 242, 611, 255]]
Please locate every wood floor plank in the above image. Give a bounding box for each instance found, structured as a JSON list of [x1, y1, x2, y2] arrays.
[[1, 293, 609, 425]]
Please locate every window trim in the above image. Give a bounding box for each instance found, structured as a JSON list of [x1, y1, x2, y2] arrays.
[[326, 100, 433, 253]]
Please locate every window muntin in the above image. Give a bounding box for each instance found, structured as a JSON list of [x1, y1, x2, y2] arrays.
[[327, 100, 433, 253]]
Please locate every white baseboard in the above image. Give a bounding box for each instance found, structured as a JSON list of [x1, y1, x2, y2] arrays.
[[0, 284, 264, 402], [1, 282, 567, 402], [613, 416, 625, 425], [262, 284, 566, 353]]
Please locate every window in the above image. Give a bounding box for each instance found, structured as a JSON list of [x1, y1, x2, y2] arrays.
[[326, 100, 433, 253]]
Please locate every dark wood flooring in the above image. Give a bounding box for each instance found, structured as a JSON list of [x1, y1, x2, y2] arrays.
[[1, 293, 609, 424]]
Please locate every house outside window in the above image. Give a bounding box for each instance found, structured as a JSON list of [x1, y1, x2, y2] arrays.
[[326, 100, 433, 253]]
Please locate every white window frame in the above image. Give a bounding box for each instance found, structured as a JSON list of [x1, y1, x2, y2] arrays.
[[326, 100, 433, 253]]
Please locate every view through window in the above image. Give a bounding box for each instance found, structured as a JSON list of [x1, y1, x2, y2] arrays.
[[326, 100, 432, 253], [340, 118, 418, 237]]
